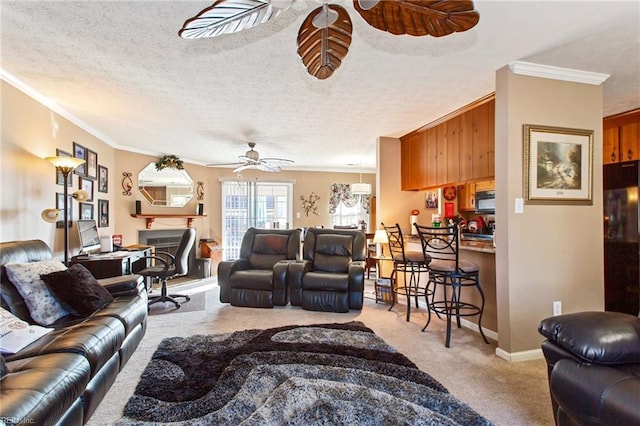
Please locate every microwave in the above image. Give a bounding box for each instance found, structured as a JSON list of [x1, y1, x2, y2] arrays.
[[475, 190, 495, 214]]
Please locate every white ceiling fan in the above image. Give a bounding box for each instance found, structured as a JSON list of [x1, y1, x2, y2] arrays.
[[207, 142, 294, 173]]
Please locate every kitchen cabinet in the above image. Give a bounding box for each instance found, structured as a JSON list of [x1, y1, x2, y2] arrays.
[[457, 183, 475, 211], [603, 109, 640, 164], [400, 95, 495, 190], [475, 179, 495, 192], [400, 131, 427, 190]]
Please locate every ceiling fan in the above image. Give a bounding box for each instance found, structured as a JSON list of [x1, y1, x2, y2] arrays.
[[207, 142, 295, 173], [179, 0, 480, 80]]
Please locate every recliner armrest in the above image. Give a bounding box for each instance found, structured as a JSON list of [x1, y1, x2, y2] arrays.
[[287, 260, 312, 306], [550, 358, 640, 425], [539, 311, 640, 365], [99, 274, 144, 297]]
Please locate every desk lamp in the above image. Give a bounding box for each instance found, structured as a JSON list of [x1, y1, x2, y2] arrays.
[[372, 229, 389, 257]]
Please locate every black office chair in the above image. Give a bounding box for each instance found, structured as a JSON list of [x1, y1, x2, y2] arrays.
[[138, 228, 196, 309]]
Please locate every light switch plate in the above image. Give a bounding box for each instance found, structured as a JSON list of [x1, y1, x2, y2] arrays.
[[515, 198, 524, 214]]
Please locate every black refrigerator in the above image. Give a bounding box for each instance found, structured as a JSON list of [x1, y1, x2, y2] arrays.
[[603, 160, 640, 315]]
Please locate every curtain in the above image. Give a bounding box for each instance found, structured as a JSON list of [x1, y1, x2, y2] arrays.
[[329, 183, 370, 214]]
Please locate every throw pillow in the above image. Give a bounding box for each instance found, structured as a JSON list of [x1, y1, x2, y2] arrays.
[[41, 264, 114, 317], [4, 260, 69, 326], [0, 307, 53, 354]]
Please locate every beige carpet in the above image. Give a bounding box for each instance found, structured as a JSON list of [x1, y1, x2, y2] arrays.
[[88, 279, 554, 426]]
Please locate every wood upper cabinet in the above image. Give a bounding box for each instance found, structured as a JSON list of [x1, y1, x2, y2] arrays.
[[400, 131, 427, 190], [400, 95, 495, 190], [446, 115, 460, 184], [457, 183, 475, 211], [604, 109, 640, 164]]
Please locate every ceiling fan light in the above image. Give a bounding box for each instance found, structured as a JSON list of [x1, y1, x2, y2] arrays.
[[312, 5, 338, 29], [357, 0, 380, 11]]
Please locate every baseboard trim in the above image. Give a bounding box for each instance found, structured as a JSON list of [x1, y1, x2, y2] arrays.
[[459, 318, 498, 341], [495, 347, 543, 362]]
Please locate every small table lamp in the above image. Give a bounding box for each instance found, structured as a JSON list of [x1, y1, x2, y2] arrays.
[[372, 229, 389, 257]]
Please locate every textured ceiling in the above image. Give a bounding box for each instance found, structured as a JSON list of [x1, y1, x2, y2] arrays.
[[1, 1, 638, 172]]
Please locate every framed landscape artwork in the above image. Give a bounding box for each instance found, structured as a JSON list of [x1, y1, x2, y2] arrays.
[[73, 142, 86, 176], [523, 124, 593, 205]]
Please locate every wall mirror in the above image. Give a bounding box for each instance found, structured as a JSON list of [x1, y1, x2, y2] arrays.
[[138, 162, 193, 207]]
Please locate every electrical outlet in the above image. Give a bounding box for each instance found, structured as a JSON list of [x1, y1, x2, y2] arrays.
[[553, 301, 562, 316]]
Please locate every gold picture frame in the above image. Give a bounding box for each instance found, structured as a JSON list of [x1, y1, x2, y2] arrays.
[[523, 124, 593, 205]]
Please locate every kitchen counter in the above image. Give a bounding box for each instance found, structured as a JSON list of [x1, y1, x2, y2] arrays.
[[460, 239, 495, 253]]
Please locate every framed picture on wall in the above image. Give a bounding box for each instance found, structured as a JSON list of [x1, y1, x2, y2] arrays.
[[79, 177, 94, 202], [55, 192, 72, 228], [98, 199, 109, 227], [79, 202, 94, 220], [523, 124, 593, 205], [55, 148, 73, 187], [98, 165, 108, 193], [73, 142, 86, 176], [86, 149, 98, 180]]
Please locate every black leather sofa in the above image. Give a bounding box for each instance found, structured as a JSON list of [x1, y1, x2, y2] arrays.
[[0, 240, 148, 426], [538, 311, 640, 425]]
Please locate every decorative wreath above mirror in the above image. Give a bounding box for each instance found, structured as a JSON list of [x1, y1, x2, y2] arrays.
[[155, 154, 184, 171]]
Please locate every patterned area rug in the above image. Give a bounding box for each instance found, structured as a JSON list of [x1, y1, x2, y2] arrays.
[[118, 322, 492, 425]]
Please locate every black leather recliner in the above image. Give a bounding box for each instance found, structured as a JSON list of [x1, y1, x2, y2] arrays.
[[288, 228, 366, 313], [218, 228, 301, 308], [538, 311, 640, 426]]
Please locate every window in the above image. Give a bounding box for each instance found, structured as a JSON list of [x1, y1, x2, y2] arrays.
[[329, 183, 370, 229], [221, 180, 293, 260]]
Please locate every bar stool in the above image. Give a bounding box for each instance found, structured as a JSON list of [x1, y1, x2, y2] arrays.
[[414, 223, 489, 348], [381, 223, 430, 321]]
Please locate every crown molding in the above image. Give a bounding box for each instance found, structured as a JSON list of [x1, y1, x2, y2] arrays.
[[1, 68, 120, 148], [508, 61, 610, 85]]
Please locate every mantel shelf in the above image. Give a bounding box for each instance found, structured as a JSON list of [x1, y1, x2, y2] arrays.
[[130, 214, 206, 229]]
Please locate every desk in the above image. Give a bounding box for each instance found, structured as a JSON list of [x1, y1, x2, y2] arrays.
[[71, 247, 152, 286]]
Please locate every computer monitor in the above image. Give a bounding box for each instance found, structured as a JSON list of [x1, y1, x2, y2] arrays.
[[77, 220, 102, 254]]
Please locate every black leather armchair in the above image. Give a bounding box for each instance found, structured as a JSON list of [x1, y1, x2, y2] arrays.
[[538, 311, 640, 426], [288, 228, 366, 313], [218, 228, 301, 308]]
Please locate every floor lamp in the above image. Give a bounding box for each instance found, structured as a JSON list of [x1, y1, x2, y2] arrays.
[[46, 156, 86, 265]]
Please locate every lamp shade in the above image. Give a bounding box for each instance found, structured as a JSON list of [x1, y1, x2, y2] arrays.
[[45, 156, 85, 170], [72, 189, 90, 202], [41, 208, 60, 223], [372, 229, 388, 244], [351, 182, 371, 195]]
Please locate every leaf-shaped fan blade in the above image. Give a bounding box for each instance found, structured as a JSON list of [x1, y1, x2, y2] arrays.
[[354, 0, 480, 37], [261, 157, 294, 165], [257, 162, 282, 172], [297, 5, 352, 80], [179, 0, 281, 39], [233, 163, 255, 173]]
